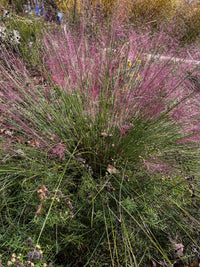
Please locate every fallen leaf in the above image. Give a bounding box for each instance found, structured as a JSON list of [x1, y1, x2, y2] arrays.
[[101, 132, 108, 137], [185, 264, 199, 267], [107, 164, 120, 174], [35, 185, 50, 217], [14, 149, 25, 156], [37, 185, 49, 201], [4, 130, 13, 137], [101, 132, 113, 137], [35, 202, 43, 218], [174, 243, 184, 257], [185, 259, 200, 267], [169, 236, 184, 259], [28, 139, 40, 147]]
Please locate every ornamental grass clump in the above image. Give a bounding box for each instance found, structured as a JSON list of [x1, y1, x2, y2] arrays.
[[0, 22, 200, 266], [40, 24, 200, 165], [1, 25, 197, 173]]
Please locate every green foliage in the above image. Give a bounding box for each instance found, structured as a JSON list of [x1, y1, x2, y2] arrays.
[[12, 0, 27, 14], [0, 4, 200, 267], [3, 14, 46, 66], [0, 147, 200, 265]]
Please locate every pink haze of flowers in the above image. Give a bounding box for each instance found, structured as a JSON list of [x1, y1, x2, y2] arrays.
[[0, 25, 199, 163], [44, 26, 199, 134]]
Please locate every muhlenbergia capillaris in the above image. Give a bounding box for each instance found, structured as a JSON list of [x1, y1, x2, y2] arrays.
[[0, 18, 200, 265]]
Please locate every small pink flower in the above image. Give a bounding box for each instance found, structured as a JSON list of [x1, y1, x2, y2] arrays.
[[52, 143, 66, 159]]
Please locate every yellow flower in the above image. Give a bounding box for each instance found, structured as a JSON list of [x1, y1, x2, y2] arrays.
[[128, 60, 131, 67], [137, 73, 140, 81], [129, 74, 133, 78], [137, 59, 141, 64]]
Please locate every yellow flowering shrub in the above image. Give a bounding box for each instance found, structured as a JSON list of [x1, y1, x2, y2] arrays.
[[51, 0, 199, 38], [53, 0, 117, 16], [0, 0, 9, 8]]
